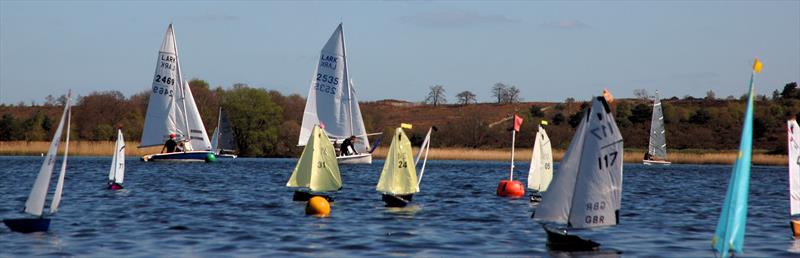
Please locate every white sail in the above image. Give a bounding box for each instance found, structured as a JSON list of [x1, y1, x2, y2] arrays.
[[647, 90, 667, 160], [535, 96, 623, 229], [528, 125, 554, 191], [179, 81, 212, 150], [376, 127, 419, 195], [789, 119, 800, 216], [50, 105, 70, 214], [108, 129, 125, 184], [287, 125, 342, 192], [25, 91, 71, 216], [141, 24, 186, 147], [298, 23, 369, 152]]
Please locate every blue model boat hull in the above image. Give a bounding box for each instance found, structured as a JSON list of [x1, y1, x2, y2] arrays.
[[142, 151, 216, 162], [3, 218, 51, 233]]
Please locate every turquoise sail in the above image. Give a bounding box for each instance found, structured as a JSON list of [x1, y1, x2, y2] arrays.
[[712, 59, 761, 257]]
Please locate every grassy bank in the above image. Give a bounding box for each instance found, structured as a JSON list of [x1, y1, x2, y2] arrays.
[[0, 141, 786, 166]]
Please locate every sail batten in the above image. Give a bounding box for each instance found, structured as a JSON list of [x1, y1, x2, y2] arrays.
[[298, 24, 369, 153]]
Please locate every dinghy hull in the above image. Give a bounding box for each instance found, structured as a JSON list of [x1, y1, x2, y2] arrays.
[[142, 151, 216, 162], [642, 159, 671, 165], [543, 224, 600, 251], [108, 182, 124, 190], [382, 194, 413, 207], [215, 154, 237, 159], [3, 218, 51, 233], [337, 153, 372, 164]]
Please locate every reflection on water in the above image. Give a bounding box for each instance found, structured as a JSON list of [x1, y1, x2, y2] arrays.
[[788, 238, 800, 254], [0, 158, 795, 257]]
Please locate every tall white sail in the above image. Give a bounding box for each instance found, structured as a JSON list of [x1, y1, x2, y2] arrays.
[[535, 96, 623, 228], [179, 81, 211, 150], [789, 119, 800, 216], [376, 127, 419, 195], [50, 105, 70, 214], [647, 90, 667, 160], [528, 125, 553, 192], [25, 91, 71, 216], [108, 129, 125, 184], [298, 24, 369, 152], [141, 24, 185, 147]]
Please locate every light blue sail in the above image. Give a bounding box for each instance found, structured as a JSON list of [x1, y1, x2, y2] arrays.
[[712, 59, 761, 257]]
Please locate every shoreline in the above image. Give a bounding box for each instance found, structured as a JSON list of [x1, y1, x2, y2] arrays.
[[0, 141, 786, 166]]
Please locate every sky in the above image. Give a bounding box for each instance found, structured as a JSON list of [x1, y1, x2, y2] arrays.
[[1, 1, 798, 105]]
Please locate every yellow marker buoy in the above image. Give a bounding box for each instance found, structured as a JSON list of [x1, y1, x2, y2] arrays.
[[305, 196, 331, 217]]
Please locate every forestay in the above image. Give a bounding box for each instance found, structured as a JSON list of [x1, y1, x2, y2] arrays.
[[25, 91, 71, 216], [648, 90, 667, 160], [790, 119, 800, 216], [534, 96, 623, 229], [108, 129, 125, 184], [298, 23, 369, 152], [287, 125, 342, 192], [376, 127, 419, 195], [528, 125, 553, 192]]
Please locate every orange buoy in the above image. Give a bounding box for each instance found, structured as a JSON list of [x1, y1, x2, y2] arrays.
[[792, 219, 800, 237], [497, 180, 525, 198], [305, 196, 331, 217]]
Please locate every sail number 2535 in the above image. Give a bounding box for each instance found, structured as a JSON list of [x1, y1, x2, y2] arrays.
[[597, 151, 618, 170]]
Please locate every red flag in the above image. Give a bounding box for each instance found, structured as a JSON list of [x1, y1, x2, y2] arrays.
[[513, 114, 523, 132]]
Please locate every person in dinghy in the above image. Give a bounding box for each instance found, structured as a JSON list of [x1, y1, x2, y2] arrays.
[[340, 135, 359, 156], [160, 133, 179, 153]]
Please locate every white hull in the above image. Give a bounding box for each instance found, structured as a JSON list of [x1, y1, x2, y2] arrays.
[[337, 153, 372, 164], [642, 159, 671, 165]]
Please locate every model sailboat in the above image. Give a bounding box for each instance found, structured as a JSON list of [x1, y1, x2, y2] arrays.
[[527, 121, 553, 202], [3, 91, 72, 233], [210, 107, 238, 158], [287, 124, 343, 201], [533, 94, 623, 251], [787, 118, 800, 237], [140, 24, 215, 162], [643, 90, 671, 165], [376, 124, 434, 207], [298, 23, 376, 164], [712, 58, 761, 257], [108, 129, 126, 190]]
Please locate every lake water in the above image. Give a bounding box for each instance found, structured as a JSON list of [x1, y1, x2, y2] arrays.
[[0, 156, 797, 257]]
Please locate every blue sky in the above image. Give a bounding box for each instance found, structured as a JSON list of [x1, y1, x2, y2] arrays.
[[1, 1, 798, 104]]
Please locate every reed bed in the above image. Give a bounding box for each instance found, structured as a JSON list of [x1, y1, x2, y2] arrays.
[[0, 141, 787, 166], [0, 141, 158, 157]]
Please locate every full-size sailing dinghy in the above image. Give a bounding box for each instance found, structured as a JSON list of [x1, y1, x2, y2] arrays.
[[643, 90, 671, 165], [210, 107, 238, 159], [108, 129, 126, 190], [711, 59, 761, 257], [787, 118, 800, 237], [3, 91, 72, 233], [287, 125, 343, 202], [140, 24, 215, 162], [376, 124, 434, 207], [298, 24, 379, 164], [527, 122, 553, 202], [533, 94, 623, 251]]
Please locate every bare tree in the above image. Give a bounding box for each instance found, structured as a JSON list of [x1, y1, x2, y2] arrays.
[[705, 90, 716, 101], [633, 89, 649, 100], [456, 91, 477, 105], [506, 86, 521, 103], [425, 84, 447, 106], [491, 83, 508, 103]]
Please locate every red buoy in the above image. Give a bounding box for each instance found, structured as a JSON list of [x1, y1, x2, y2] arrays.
[[497, 180, 525, 198]]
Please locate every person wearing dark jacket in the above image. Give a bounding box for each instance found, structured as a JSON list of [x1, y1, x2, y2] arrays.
[[161, 133, 178, 153], [340, 136, 358, 156]]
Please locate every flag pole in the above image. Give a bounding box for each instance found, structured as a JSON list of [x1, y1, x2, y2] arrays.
[[510, 120, 516, 181]]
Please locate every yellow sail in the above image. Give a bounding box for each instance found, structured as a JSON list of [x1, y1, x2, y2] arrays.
[[286, 125, 342, 192], [376, 127, 419, 195]]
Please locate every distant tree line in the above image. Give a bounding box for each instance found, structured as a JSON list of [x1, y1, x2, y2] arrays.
[[1, 81, 798, 156]]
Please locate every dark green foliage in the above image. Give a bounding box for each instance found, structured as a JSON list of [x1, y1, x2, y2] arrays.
[[689, 108, 712, 124], [552, 113, 565, 125], [529, 105, 545, 117], [220, 85, 283, 156], [629, 103, 652, 124]]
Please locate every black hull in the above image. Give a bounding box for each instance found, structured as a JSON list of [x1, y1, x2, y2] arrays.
[[3, 218, 51, 233], [382, 194, 413, 207], [292, 190, 334, 202], [529, 192, 543, 203], [543, 225, 600, 251]]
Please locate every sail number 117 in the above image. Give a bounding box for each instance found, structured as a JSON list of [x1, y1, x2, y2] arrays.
[[597, 151, 618, 170]]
